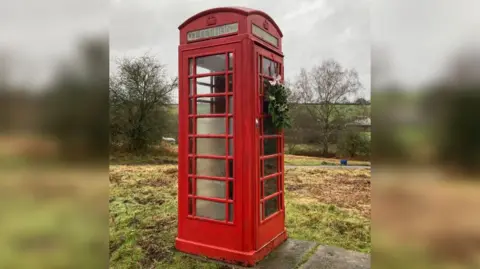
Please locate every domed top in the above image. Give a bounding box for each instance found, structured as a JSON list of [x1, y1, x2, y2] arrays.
[[178, 6, 283, 37]]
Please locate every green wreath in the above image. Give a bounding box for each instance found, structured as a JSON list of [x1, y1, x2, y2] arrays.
[[264, 75, 291, 130]]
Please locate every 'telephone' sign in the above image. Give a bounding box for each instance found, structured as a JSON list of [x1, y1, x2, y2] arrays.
[[252, 24, 278, 47], [187, 23, 239, 42]]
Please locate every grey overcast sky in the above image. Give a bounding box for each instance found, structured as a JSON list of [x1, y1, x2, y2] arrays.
[[110, 0, 371, 100]]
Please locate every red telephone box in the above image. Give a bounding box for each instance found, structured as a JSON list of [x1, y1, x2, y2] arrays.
[[176, 7, 286, 266]]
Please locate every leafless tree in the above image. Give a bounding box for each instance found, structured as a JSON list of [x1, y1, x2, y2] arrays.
[[293, 59, 362, 155], [110, 54, 178, 152]]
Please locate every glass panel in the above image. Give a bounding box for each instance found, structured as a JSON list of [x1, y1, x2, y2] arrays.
[[196, 158, 226, 177], [189, 78, 194, 96], [196, 199, 226, 221], [196, 179, 226, 198], [228, 117, 233, 135], [188, 198, 193, 215], [189, 118, 194, 134], [264, 196, 279, 218], [228, 139, 233, 156], [228, 203, 233, 222], [263, 138, 278, 155], [197, 118, 226, 135], [228, 53, 233, 70], [228, 74, 233, 92], [228, 159, 233, 178], [188, 178, 193, 194], [189, 98, 194, 114], [188, 158, 193, 174], [188, 138, 194, 154], [189, 58, 193, 75], [196, 96, 226, 114], [228, 96, 233, 114], [196, 54, 226, 74], [264, 177, 278, 197], [196, 138, 225, 156], [263, 157, 278, 176], [262, 117, 276, 135], [228, 181, 233, 199], [262, 57, 277, 76], [197, 75, 226, 95]]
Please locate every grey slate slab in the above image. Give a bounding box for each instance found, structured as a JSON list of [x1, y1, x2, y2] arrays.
[[254, 239, 316, 269], [301, 245, 370, 269]]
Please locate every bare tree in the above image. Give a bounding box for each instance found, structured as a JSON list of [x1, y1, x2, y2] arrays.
[[110, 54, 178, 152], [294, 59, 362, 155]]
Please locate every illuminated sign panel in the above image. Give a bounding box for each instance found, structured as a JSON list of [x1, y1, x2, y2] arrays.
[[187, 23, 239, 42], [252, 24, 278, 47]]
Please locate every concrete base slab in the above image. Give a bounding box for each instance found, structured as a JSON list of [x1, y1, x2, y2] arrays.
[[254, 239, 316, 269], [301, 245, 370, 269]]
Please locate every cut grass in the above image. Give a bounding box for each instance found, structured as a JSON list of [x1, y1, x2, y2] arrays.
[[284, 154, 370, 167], [109, 164, 371, 268]]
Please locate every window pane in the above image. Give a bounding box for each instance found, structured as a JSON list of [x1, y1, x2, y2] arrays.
[[228, 74, 233, 92], [189, 118, 194, 134], [262, 117, 276, 135], [264, 196, 279, 218], [189, 58, 194, 75], [228, 53, 233, 70], [263, 138, 278, 155], [196, 179, 226, 198], [228, 203, 233, 222], [188, 178, 193, 194], [196, 96, 226, 114], [188, 158, 193, 174], [188, 198, 193, 215], [262, 57, 276, 76], [197, 75, 226, 95], [197, 118, 226, 135], [196, 54, 226, 74], [196, 199, 226, 221], [189, 98, 194, 114], [196, 158, 226, 177], [189, 78, 194, 96], [263, 157, 278, 176], [228, 117, 233, 135], [196, 138, 225, 156], [228, 181, 233, 199], [228, 159, 233, 178], [188, 138, 194, 154], [263, 177, 278, 197], [228, 138, 233, 156], [228, 96, 233, 114]]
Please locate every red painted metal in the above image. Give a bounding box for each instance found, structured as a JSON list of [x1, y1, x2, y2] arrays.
[[176, 7, 286, 267]]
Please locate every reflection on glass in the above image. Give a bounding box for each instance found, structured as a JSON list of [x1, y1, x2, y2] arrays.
[[196, 75, 226, 95], [228, 53, 233, 70], [263, 177, 278, 197], [196, 179, 226, 198], [196, 199, 226, 221], [263, 138, 278, 155], [197, 118, 226, 135], [196, 138, 225, 156], [196, 96, 226, 114], [262, 57, 278, 76], [263, 157, 278, 176], [196, 54, 226, 74], [196, 158, 226, 177], [264, 196, 279, 218]]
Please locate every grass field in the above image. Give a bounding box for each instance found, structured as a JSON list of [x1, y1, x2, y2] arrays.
[[109, 164, 371, 268]]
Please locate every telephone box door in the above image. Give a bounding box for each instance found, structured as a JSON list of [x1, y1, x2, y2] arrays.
[[254, 45, 286, 249]]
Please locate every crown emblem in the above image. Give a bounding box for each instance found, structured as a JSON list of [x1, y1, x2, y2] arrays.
[[263, 20, 269, 30], [207, 16, 217, 26]]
